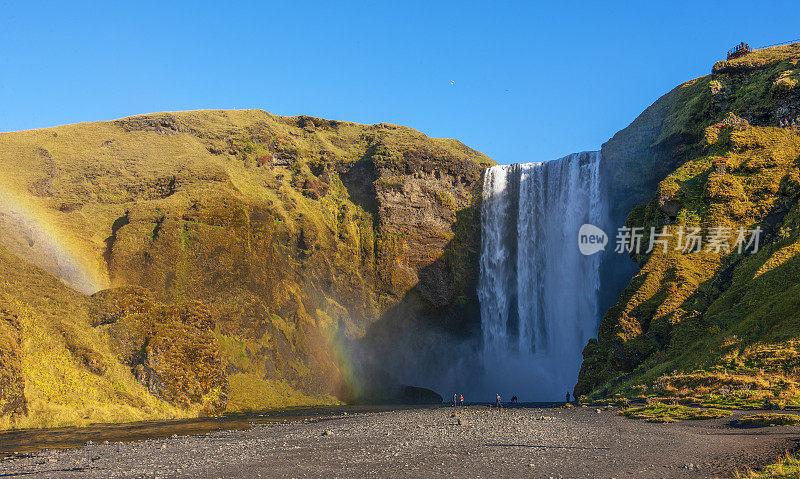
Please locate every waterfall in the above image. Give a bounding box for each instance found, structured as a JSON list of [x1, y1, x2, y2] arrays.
[[478, 151, 604, 401]]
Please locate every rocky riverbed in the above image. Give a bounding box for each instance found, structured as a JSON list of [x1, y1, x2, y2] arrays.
[[1, 405, 798, 478]]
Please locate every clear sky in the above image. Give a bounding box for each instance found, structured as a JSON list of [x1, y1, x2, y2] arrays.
[[1, 1, 798, 165]]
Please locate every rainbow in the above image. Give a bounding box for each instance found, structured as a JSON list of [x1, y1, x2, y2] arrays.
[[0, 186, 109, 294]]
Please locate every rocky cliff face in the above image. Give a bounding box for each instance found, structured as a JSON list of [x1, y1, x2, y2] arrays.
[[0, 110, 492, 427], [577, 44, 800, 408]]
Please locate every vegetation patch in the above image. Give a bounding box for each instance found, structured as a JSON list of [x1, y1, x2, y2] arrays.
[[739, 451, 800, 478], [621, 403, 731, 422], [735, 413, 800, 428], [225, 373, 340, 413]]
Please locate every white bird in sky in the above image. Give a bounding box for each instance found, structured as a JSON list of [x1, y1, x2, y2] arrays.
[[450, 80, 455, 86]]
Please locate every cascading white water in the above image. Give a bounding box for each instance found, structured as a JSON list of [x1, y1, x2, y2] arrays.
[[478, 151, 604, 401]]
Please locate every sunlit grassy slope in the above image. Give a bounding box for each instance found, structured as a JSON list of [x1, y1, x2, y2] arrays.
[[0, 246, 192, 428], [0, 109, 492, 427], [578, 44, 800, 408]]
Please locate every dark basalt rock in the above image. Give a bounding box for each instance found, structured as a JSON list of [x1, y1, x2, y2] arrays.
[[402, 385, 443, 405]]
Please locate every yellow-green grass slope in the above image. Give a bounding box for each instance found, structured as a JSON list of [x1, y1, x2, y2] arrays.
[[735, 413, 800, 428], [620, 402, 730, 423], [0, 247, 193, 429], [0, 110, 493, 427], [578, 44, 800, 409]]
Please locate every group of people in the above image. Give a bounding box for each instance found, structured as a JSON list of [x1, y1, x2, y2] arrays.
[[450, 392, 574, 408], [494, 394, 517, 409], [451, 393, 506, 408]]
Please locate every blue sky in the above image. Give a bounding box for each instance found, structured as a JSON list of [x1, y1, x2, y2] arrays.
[[1, 1, 798, 164]]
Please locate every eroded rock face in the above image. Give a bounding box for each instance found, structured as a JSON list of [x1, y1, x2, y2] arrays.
[[132, 304, 227, 415], [373, 155, 481, 307], [90, 287, 156, 326], [92, 288, 228, 415]]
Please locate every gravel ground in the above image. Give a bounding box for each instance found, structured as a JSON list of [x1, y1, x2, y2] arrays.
[[1, 405, 798, 478]]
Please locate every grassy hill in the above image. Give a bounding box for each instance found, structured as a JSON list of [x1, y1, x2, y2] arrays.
[[577, 43, 800, 409], [0, 110, 493, 427]]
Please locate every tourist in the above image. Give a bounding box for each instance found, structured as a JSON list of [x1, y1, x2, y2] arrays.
[[453, 393, 458, 407], [496, 393, 502, 409], [459, 394, 464, 407], [511, 395, 517, 404]]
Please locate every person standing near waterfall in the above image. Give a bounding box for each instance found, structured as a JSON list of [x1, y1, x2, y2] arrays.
[[453, 393, 458, 407], [495, 394, 502, 410], [459, 394, 464, 407]]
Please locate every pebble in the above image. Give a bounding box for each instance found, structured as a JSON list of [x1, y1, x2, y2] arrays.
[[0, 406, 777, 477]]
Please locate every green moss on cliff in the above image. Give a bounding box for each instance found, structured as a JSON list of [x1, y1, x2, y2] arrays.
[[578, 44, 800, 406]]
